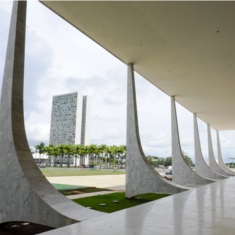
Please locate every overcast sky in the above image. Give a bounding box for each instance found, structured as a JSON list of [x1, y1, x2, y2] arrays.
[[1, 0, 235, 163]]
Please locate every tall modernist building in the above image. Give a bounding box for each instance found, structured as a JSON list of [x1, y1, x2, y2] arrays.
[[49, 92, 91, 145], [81, 95, 91, 145]]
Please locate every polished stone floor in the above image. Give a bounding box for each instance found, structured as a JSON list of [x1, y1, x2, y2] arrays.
[[39, 176, 235, 235]]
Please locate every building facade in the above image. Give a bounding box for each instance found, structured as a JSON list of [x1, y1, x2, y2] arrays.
[[49, 92, 90, 145], [81, 95, 91, 145]]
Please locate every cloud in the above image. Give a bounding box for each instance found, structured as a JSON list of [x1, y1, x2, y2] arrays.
[[24, 29, 54, 116]]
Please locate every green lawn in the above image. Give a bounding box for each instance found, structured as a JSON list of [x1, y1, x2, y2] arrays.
[[73, 192, 170, 213], [41, 167, 126, 177]]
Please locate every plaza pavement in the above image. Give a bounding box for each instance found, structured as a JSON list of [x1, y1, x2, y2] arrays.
[[47, 168, 235, 199], [47, 175, 126, 199]]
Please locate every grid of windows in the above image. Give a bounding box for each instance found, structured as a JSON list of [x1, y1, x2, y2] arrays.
[[49, 92, 90, 145]]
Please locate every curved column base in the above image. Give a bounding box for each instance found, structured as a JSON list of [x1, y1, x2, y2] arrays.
[[218, 164, 235, 176], [218, 163, 235, 175], [208, 161, 234, 177], [217, 131, 235, 176], [172, 152, 214, 187], [171, 97, 214, 186], [195, 164, 227, 180], [207, 125, 234, 177], [194, 114, 227, 180], [0, 141, 105, 228], [126, 146, 188, 198]]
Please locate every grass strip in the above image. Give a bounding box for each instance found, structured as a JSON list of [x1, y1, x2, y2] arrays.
[[52, 183, 89, 191], [73, 192, 170, 213]]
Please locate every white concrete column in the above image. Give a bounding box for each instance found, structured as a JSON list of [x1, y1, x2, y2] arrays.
[[207, 125, 232, 176], [126, 64, 187, 198], [216, 131, 235, 175], [194, 114, 226, 180], [0, 1, 104, 226], [171, 97, 213, 186]]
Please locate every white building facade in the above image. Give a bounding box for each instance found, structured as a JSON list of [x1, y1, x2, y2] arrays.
[[81, 95, 91, 145], [49, 92, 91, 146]]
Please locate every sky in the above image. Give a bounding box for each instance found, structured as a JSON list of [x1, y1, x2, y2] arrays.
[[1, 0, 235, 163]]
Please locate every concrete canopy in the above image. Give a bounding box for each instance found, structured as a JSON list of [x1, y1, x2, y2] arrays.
[[41, 1, 235, 130]]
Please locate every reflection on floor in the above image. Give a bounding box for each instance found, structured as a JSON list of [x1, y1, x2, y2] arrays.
[[39, 176, 235, 235]]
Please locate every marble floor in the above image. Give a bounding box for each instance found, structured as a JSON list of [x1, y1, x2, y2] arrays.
[[40, 176, 235, 235]]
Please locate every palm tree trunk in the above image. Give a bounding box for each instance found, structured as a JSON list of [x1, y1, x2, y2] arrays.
[[67, 155, 70, 168], [53, 156, 57, 167], [60, 155, 63, 168], [81, 155, 84, 167]]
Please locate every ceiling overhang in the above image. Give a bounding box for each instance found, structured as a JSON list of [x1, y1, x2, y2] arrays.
[[40, 1, 235, 130]]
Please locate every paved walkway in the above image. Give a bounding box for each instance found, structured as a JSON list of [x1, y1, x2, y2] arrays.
[[47, 174, 126, 191]]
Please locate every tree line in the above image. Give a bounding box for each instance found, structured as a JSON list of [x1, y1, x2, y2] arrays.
[[35, 142, 126, 168], [146, 155, 194, 167], [35, 143, 194, 169]]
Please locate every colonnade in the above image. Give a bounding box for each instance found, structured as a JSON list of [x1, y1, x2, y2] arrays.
[[126, 63, 234, 197], [0, 0, 234, 228]]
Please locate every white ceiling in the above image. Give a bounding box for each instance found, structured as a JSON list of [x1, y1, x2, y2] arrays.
[[41, 1, 235, 130]]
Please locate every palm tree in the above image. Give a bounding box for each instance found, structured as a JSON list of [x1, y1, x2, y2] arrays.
[[116, 146, 121, 169], [65, 144, 75, 168], [93, 144, 101, 166], [99, 144, 107, 168], [80, 144, 88, 167], [35, 142, 46, 155], [87, 144, 97, 166], [52, 145, 60, 167], [74, 144, 81, 168], [35, 142, 46, 164], [44, 145, 54, 167], [58, 144, 67, 168], [73, 144, 87, 167], [117, 145, 126, 169], [107, 145, 117, 168]]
